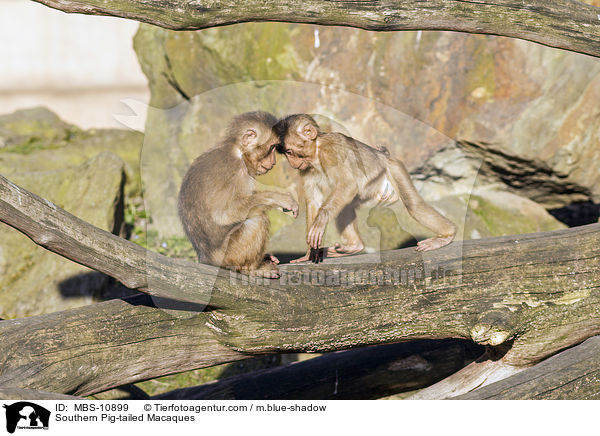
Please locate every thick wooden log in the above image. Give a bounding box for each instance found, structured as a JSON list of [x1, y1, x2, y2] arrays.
[[153, 340, 483, 400], [1, 175, 599, 396], [0, 295, 250, 396], [32, 0, 600, 58], [456, 335, 600, 399]]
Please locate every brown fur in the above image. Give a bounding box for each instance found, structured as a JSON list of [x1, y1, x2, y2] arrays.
[[275, 114, 456, 262], [178, 111, 298, 277]]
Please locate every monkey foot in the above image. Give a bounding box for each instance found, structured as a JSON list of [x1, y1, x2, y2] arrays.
[[264, 253, 280, 265], [290, 252, 312, 263], [252, 263, 281, 278], [415, 236, 453, 252], [326, 243, 364, 257]]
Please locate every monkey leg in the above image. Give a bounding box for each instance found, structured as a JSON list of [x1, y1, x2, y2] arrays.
[[328, 203, 364, 258], [387, 160, 456, 251], [222, 214, 278, 276], [291, 200, 321, 263]]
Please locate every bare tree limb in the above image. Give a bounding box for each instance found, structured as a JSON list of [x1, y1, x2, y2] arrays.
[[32, 0, 600, 58], [0, 295, 250, 396]]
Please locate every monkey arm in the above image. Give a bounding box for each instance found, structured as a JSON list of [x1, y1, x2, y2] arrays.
[[224, 191, 298, 225], [308, 180, 359, 249], [290, 200, 320, 263], [305, 200, 319, 235]]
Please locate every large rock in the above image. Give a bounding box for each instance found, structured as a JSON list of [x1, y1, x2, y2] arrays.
[[0, 107, 143, 197], [0, 108, 143, 318], [132, 23, 582, 246], [0, 153, 127, 318]]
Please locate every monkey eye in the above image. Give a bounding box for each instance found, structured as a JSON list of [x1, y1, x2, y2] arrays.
[[285, 150, 293, 155]]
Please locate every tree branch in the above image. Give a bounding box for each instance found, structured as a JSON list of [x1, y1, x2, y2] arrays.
[[32, 0, 600, 58], [0, 295, 251, 396], [0, 389, 81, 400]]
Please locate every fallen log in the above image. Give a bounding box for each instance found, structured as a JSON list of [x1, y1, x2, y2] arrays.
[[455, 335, 600, 400], [0, 175, 599, 397]]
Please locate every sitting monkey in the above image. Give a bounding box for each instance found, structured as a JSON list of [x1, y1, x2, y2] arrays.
[[178, 111, 298, 277], [275, 114, 456, 263]]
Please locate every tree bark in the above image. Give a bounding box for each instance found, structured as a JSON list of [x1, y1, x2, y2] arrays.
[[455, 335, 600, 399], [0, 389, 80, 400], [153, 340, 483, 400], [1, 175, 599, 397], [32, 0, 600, 58], [0, 294, 250, 396]]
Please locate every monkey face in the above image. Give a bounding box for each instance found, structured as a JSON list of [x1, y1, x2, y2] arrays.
[[284, 151, 310, 170], [282, 141, 315, 171], [243, 135, 279, 176]]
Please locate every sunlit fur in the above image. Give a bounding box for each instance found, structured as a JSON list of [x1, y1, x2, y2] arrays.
[[178, 111, 297, 278], [275, 114, 457, 262]]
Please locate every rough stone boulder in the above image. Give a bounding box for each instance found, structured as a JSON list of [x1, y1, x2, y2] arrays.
[[0, 108, 143, 318]]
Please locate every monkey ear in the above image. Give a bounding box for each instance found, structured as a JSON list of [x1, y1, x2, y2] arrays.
[[241, 128, 258, 148], [299, 123, 318, 141]]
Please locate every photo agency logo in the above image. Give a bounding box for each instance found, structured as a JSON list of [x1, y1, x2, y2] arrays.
[[2, 402, 50, 434]]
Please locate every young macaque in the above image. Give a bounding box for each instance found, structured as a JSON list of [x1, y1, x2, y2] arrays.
[[178, 111, 298, 278], [275, 114, 456, 263]]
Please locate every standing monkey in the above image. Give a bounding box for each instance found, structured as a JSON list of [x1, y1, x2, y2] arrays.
[[178, 111, 298, 277], [275, 114, 456, 263]]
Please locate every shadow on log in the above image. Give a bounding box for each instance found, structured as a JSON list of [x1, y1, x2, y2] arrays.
[[154, 340, 484, 400]]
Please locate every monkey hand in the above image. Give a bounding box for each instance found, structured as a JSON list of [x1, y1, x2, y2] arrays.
[[279, 193, 299, 218], [307, 212, 328, 249], [415, 235, 453, 252]]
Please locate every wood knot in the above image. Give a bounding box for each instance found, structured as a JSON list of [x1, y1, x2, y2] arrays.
[[470, 325, 511, 346], [470, 310, 515, 346]]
